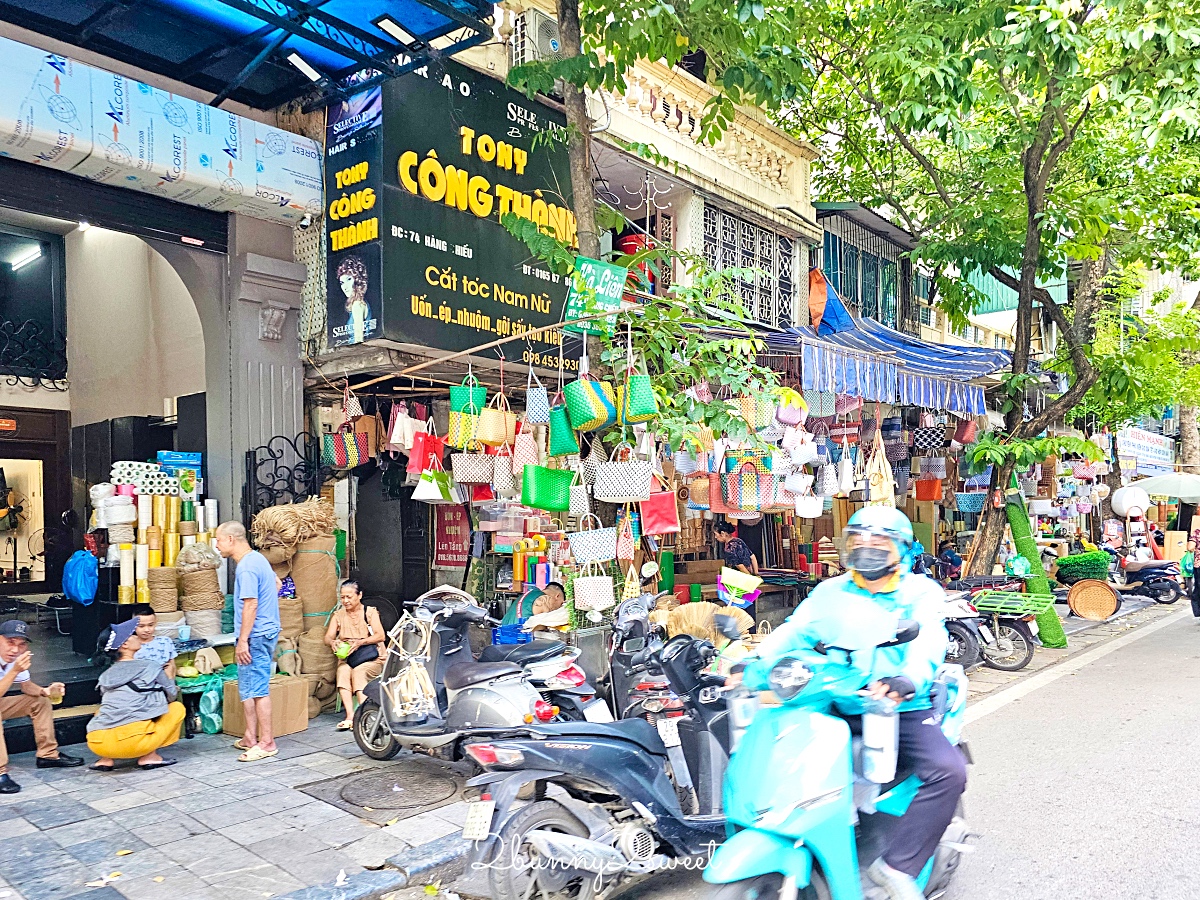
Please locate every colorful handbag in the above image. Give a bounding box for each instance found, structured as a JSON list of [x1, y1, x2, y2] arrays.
[[618, 354, 658, 424], [885, 439, 910, 463], [548, 398, 581, 457], [406, 422, 444, 474], [573, 560, 615, 611], [964, 465, 993, 489], [775, 389, 807, 426], [567, 514, 619, 564], [581, 439, 604, 485], [817, 463, 838, 497], [447, 410, 479, 449], [830, 417, 861, 445], [450, 374, 486, 414], [803, 390, 837, 417], [686, 475, 711, 510], [512, 428, 540, 474], [722, 462, 773, 511], [383, 402, 404, 453], [915, 475, 942, 501], [919, 456, 948, 479], [322, 426, 370, 469], [341, 381, 365, 420], [413, 458, 454, 504], [521, 464, 574, 511], [707, 471, 738, 515], [569, 473, 591, 518], [912, 426, 945, 453], [450, 442, 494, 484], [477, 393, 518, 447], [525, 368, 551, 424], [951, 418, 978, 447], [492, 445, 515, 494], [1071, 461, 1097, 480], [723, 447, 772, 474], [640, 475, 681, 535], [594, 443, 654, 503], [615, 513, 636, 562], [564, 373, 617, 432]]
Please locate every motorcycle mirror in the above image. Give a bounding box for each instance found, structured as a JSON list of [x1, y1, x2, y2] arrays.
[[640, 560, 660, 582], [713, 614, 744, 641], [881, 618, 920, 647]]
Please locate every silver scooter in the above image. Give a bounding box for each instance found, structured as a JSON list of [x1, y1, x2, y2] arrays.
[[354, 586, 550, 761]]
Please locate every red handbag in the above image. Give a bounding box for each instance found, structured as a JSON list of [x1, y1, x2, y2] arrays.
[[640, 475, 681, 535], [708, 472, 738, 515], [406, 425, 446, 475], [952, 419, 978, 446], [829, 418, 861, 445], [915, 477, 943, 501]]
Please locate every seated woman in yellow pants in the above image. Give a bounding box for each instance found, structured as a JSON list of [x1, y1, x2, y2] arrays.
[[87, 618, 185, 771]]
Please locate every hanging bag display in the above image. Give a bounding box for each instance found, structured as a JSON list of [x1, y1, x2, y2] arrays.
[[794, 479, 823, 518], [322, 424, 370, 469], [569, 471, 592, 518], [829, 415, 862, 445], [512, 426, 540, 474], [492, 444, 515, 494], [548, 394, 581, 457], [563, 364, 617, 433], [478, 393, 518, 447], [618, 348, 658, 424], [722, 462, 773, 511], [615, 511, 636, 562], [450, 373, 486, 414], [525, 367, 551, 424], [919, 456, 948, 479], [686, 475, 711, 510], [775, 388, 808, 427], [450, 441, 494, 485], [707, 471, 738, 515], [640, 474, 681, 535], [817, 463, 839, 497], [915, 474, 943, 501], [383, 402, 404, 454], [837, 442, 856, 496], [865, 431, 896, 507], [912, 424, 945, 453], [594, 442, 654, 503], [567, 513, 618, 564], [521, 464, 574, 511], [573, 560, 616, 612], [723, 447, 773, 474], [406, 420, 444, 473], [950, 417, 978, 448], [447, 407, 480, 449], [413, 457, 454, 504], [342, 381, 364, 420]]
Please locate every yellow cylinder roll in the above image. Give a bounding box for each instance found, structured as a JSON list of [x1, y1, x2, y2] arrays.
[[167, 496, 181, 530], [153, 495, 167, 528], [163, 532, 181, 567], [136, 579, 149, 605], [117, 585, 135, 604], [148, 549, 163, 568]]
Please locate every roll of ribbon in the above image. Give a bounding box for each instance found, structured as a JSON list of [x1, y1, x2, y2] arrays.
[[146, 525, 162, 551], [136, 580, 149, 606], [167, 496, 181, 530], [181, 500, 195, 522], [195, 507, 206, 533], [135, 543, 149, 579], [205, 499, 219, 528], [116, 483, 136, 498], [197, 531, 210, 545], [182, 535, 196, 546], [148, 549, 163, 568], [153, 495, 167, 528], [117, 585, 136, 604], [163, 532, 181, 567], [119, 543, 135, 587], [137, 494, 153, 526]]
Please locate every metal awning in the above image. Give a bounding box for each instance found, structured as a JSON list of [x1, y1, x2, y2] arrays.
[[0, 0, 492, 110]]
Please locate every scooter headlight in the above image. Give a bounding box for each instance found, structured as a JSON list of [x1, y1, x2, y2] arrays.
[[767, 657, 812, 700]]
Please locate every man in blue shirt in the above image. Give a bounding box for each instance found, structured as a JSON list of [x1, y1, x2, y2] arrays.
[[216, 521, 281, 762]]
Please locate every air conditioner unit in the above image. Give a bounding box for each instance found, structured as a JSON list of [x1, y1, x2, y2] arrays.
[[512, 8, 563, 68]]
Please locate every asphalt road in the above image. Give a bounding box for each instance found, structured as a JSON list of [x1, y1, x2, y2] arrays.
[[611, 607, 1200, 900]]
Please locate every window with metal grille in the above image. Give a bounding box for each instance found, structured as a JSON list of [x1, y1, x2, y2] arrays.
[[861, 253, 879, 319], [842, 245, 860, 304], [880, 260, 897, 328], [918, 304, 933, 326], [822, 231, 842, 294], [703, 204, 797, 328]]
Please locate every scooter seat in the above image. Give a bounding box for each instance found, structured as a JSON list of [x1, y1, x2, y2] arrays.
[[478, 641, 567, 665], [444, 661, 523, 691], [1123, 558, 1176, 573], [525, 718, 667, 754]]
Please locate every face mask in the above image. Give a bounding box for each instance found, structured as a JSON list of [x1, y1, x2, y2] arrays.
[[847, 546, 897, 582]]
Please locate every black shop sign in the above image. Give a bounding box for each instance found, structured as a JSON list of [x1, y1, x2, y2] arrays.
[[325, 60, 576, 367]]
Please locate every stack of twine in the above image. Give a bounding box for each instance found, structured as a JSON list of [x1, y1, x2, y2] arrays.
[[178, 519, 199, 537], [180, 567, 222, 611], [108, 524, 136, 544], [147, 566, 179, 614], [251, 498, 337, 552]]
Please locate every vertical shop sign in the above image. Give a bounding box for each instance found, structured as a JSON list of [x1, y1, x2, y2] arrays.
[[433, 504, 470, 567], [562, 256, 628, 335], [325, 88, 384, 348], [1116, 427, 1175, 476]]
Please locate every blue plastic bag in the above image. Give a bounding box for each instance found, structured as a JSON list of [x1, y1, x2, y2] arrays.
[[63, 551, 98, 605]]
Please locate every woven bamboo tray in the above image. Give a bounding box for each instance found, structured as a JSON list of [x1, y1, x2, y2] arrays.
[[1066, 579, 1120, 621]]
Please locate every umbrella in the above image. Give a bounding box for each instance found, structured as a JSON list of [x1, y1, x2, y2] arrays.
[[1129, 472, 1200, 503]]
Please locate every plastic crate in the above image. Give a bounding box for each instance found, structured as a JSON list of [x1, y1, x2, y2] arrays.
[[972, 591, 1056, 616], [491, 621, 533, 645]]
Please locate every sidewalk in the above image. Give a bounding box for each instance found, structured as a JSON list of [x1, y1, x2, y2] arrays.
[[0, 717, 471, 900], [0, 600, 1188, 900]]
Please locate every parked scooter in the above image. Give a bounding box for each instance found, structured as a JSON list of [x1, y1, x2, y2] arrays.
[[354, 587, 601, 761], [942, 589, 1039, 672], [461, 627, 736, 900], [1103, 547, 1184, 604], [607, 581, 680, 721], [940, 590, 984, 672], [703, 618, 971, 900], [480, 640, 611, 723]]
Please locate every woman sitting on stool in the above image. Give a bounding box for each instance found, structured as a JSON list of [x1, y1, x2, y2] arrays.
[[87, 618, 185, 771], [325, 580, 385, 731]]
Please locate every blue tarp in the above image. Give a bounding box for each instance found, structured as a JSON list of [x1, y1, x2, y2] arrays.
[[766, 280, 1011, 415]]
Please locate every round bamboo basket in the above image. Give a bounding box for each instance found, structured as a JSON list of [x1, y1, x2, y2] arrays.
[[1067, 579, 1120, 621]]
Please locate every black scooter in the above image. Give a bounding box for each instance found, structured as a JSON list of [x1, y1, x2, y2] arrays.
[[461, 629, 735, 900]]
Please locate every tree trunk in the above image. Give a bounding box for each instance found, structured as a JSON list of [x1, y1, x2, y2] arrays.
[[1102, 451, 1124, 533], [965, 459, 1015, 576], [1180, 405, 1199, 472], [555, 0, 600, 259]]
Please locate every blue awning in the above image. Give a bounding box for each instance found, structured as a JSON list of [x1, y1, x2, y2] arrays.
[[765, 280, 1012, 414]]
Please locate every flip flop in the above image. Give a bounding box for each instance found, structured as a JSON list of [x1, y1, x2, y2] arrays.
[[336, 721, 353, 731], [90, 763, 115, 772], [232, 739, 255, 751], [137, 758, 177, 770], [237, 746, 278, 763]]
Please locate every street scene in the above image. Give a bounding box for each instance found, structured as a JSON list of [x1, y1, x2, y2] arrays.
[[0, 1, 1198, 900]]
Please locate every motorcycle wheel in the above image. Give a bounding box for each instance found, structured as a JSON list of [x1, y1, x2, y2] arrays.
[[981, 623, 1035, 671], [353, 700, 401, 760], [486, 800, 595, 900], [1151, 581, 1183, 605], [710, 871, 831, 900], [944, 621, 982, 671]]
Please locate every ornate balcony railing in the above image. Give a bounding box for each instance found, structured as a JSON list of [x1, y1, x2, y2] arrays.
[[0, 319, 68, 391]]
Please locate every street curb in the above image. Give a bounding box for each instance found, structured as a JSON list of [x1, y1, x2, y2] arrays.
[[275, 869, 409, 900], [274, 834, 474, 900]]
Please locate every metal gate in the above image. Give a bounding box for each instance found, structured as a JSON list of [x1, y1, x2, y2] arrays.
[[242, 432, 330, 525]]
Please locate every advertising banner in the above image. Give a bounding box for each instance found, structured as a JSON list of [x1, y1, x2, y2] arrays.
[[325, 60, 577, 366], [1117, 427, 1175, 476], [433, 504, 470, 568]]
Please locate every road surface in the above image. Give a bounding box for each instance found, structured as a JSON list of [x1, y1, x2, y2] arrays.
[[613, 607, 1200, 900]]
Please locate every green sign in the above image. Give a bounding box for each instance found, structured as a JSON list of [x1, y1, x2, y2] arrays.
[[562, 256, 628, 335]]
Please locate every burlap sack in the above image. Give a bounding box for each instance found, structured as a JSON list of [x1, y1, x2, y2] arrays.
[[275, 637, 300, 675], [298, 628, 337, 683], [307, 696, 322, 719], [264, 544, 293, 566], [279, 597, 304, 640], [292, 536, 339, 617], [184, 609, 223, 639], [271, 561, 292, 580]]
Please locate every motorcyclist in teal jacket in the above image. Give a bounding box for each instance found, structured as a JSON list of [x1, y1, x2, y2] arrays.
[[742, 506, 966, 900]]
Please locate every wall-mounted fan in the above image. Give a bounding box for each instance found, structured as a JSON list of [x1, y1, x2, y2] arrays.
[[0, 489, 29, 532]]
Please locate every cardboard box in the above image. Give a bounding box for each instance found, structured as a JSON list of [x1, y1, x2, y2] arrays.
[[682, 560, 724, 574], [223, 675, 309, 738], [1164, 530, 1187, 562]]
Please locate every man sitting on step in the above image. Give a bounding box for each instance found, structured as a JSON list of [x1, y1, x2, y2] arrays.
[[0, 619, 83, 793]]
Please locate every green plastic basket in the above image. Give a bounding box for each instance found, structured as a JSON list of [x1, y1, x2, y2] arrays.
[[972, 590, 1057, 616]]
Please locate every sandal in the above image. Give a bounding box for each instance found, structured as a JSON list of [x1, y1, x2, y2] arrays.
[[336, 721, 353, 731], [237, 746, 278, 763], [232, 739, 255, 751], [137, 758, 177, 770], [90, 763, 115, 772]]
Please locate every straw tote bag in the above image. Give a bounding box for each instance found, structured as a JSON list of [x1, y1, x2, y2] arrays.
[[567, 513, 618, 564], [594, 443, 654, 503]]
